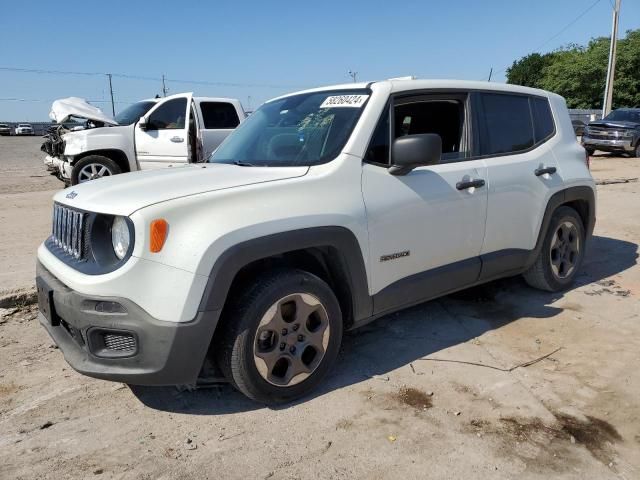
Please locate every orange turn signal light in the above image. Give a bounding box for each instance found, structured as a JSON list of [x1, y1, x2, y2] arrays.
[[150, 219, 168, 253]]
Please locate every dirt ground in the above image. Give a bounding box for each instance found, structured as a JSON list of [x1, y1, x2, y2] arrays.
[[0, 136, 59, 299], [0, 137, 639, 479]]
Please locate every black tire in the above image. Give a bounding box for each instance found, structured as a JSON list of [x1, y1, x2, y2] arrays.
[[71, 155, 121, 185], [523, 206, 585, 292], [216, 269, 343, 404], [633, 142, 640, 158], [584, 146, 595, 156]]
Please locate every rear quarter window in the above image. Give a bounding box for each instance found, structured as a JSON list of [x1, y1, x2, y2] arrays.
[[531, 97, 555, 143], [200, 102, 240, 129]]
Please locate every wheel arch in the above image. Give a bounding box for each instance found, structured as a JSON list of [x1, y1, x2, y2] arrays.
[[198, 226, 372, 330], [527, 185, 596, 269], [74, 149, 132, 173]]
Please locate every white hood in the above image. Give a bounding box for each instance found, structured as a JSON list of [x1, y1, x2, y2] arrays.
[[53, 163, 309, 216], [49, 97, 119, 125]]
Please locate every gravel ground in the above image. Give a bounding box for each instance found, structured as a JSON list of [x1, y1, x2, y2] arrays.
[[0, 139, 639, 479]]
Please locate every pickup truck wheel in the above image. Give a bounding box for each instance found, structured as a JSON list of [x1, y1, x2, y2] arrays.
[[634, 142, 640, 158], [584, 146, 595, 156], [216, 269, 343, 404], [71, 155, 121, 185], [523, 206, 585, 292]]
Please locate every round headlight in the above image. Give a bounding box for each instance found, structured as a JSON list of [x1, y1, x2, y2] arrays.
[[111, 216, 130, 260]]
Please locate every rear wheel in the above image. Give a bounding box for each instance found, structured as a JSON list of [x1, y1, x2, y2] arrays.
[[523, 206, 585, 292], [71, 155, 121, 185], [216, 269, 343, 404]]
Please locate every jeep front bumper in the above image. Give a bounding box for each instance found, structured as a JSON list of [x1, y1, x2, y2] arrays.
[[36, 261, 221, 385]]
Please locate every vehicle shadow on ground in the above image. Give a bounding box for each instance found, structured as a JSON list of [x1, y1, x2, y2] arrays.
[[131, 235, 637, 414]]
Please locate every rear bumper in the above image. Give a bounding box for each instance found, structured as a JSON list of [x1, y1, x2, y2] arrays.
[[36, 261, 221, 385], [582, 136, 635, 152]]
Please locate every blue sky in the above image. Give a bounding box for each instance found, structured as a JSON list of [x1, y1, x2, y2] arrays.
[[1, 0, 638, 121]]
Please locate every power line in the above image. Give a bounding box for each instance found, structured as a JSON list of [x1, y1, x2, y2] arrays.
[[165, 77, 306, 89], [491, 0, 603, 79], [532, 0, 603, 53], [0, 65, 308, 89], [0, 97, 136, 105]]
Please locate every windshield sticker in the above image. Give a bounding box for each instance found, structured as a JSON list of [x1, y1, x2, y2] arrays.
[[320, 95, 369, 108]]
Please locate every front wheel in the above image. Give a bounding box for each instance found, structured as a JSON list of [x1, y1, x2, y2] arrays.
[[523, 206, 585, 292], [633, 142, 640, 158], [216, 269, 343, 404], [71, 155, 121, 185], [584, 146, 595, 156]]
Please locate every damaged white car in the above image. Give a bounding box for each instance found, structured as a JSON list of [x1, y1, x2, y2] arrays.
[[42, 93, 246, 185]]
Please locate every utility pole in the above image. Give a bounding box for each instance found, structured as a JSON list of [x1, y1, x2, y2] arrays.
[[488, 67, 493, 82], [348, 70, 358, 83], [107, 73, 115, 117], [602, 0, 621, 118], [161, 74, 169, 97]]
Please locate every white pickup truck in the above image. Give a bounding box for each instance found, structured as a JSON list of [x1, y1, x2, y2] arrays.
[[42, 93, 246, 185]]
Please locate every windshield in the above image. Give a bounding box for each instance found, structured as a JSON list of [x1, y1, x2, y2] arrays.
[[208, 89, 370, 167], [115, 101, 156, 125], [603, 109, 640, 123]]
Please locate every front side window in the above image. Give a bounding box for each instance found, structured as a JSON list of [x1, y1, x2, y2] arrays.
[[479, 93, 534, 156], [115, 101, 156, 125], [147, 98, 187, 130], [209, 90, 369, 167], [201, 102, 240, 129], [393, 97, 467, 162], [365, 104, 390, 165]]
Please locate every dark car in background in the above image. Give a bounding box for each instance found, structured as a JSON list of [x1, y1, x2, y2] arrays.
[[0, 123, 11, 136], [582, 108, 640, 157]]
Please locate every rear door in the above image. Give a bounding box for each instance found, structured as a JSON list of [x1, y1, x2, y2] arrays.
[[474, 92, 563, 279], [196, 100, 242, 159], [135, 93, 192, 169]]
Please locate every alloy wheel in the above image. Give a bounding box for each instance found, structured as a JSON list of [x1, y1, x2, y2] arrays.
[[78, 163, 112, 182], [253, 293, 330, 387], [549, 220, 580, 279]]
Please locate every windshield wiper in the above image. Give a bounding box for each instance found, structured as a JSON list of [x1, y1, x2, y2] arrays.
[[233, 161, 257, 167]]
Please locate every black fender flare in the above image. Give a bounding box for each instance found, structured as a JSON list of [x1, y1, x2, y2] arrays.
[[197, 226, 373, 323], [526, 185, 596, 268]]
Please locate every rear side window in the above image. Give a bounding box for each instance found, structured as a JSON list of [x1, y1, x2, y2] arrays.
[[478, 93, 534, 156], [531, 97, 554, 142], [200, 102, 240, 129]]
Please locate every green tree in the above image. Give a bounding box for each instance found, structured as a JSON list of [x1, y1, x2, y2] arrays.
[[507, 29, 640, 109], [505, 53, 556, 89]]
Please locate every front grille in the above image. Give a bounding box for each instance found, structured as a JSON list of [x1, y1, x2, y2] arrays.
[[52, 203, 86, 259], [103, 333, 137, 352], [588, 127, 628, 140]]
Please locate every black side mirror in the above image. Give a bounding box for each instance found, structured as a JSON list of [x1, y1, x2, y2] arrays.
[[138, 117, 149, 131], [389, 133, 442, 175]]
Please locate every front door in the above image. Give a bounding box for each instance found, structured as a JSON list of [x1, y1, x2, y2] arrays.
[[135, 93, 192, 169], [361, 92, 488, 314]]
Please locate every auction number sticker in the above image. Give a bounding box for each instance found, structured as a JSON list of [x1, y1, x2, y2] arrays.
[[320, 95, 369, 108]]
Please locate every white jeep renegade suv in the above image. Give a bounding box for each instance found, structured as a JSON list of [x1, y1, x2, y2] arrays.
[[36, 79, 595, 404]]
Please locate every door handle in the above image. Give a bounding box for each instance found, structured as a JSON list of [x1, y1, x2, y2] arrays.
[[456, 178, 485, 190], [170, 136, 184, 143], [535, 166, 556, 176]]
